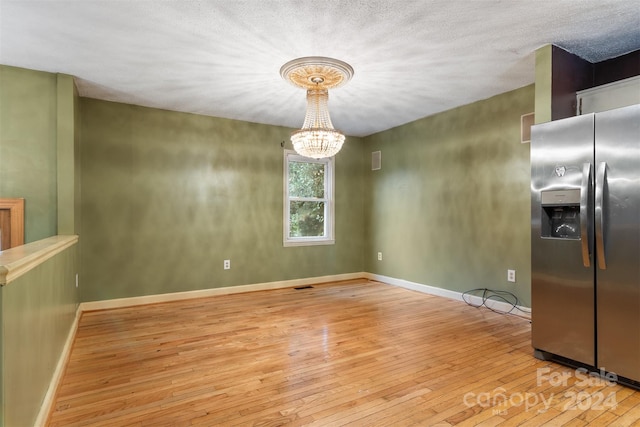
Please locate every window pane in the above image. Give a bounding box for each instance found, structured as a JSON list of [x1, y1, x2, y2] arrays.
[[288, 161, 325, 198], [289, 201, 325, 237]]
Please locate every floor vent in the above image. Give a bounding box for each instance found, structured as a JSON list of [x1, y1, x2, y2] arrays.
[[294, 285, 314, 290]]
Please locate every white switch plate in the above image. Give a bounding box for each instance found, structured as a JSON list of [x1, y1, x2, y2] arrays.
[[507, 269, 516, 282], [224, 260, 231, 270], [377, 252, 382, 261]]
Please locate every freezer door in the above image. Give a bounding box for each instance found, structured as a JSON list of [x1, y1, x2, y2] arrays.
[[531, 114, 596, 365], [595, 104, 640, 382]]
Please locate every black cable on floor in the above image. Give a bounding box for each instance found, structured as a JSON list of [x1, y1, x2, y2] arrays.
[[462, 288, 531, 317]]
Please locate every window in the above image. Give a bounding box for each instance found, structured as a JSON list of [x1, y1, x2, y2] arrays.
[[284, 150, 334, 246]]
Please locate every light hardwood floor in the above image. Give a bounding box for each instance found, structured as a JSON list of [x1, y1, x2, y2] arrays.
[[48, 280, 640, 426]]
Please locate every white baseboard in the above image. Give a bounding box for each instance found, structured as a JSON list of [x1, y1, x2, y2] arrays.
[[34, 304, 82, 427], [80, 271, 531, 316], [80, 272, 367, 312], [364, 272, 531, 319]]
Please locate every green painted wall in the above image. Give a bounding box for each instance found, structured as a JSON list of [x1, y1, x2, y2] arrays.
[[1, 243, 78, 427], [80, 99, 365, 302], [74, 83, 82, 237], [56, 74, 80, 235], [0, 65, 59, 242], [364, 85, 534, 306], [0, 65, 79, 427], [535, 45, 552, 124]]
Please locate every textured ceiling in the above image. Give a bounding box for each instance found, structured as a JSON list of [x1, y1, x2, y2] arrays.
[[1, 1, 639, 137]]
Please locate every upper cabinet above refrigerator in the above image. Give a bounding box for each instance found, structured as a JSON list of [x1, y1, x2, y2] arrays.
[[577, 76, 640, 115]]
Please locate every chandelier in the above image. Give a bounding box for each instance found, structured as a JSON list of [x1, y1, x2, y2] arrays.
[[280, 57, 354, 159]]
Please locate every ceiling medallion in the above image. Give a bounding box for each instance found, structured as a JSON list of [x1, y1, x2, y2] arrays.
[[280, 57, 354, 159]]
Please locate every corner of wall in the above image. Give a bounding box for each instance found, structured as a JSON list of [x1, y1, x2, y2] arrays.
[[534, 44, 553, 124], [56, 73, 77, 235]]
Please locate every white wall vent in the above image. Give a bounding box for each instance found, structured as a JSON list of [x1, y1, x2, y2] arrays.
[[521, 112, 534, 144], [372, 151, 381, 170]]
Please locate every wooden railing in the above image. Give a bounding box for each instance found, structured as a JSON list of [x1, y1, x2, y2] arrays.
[[0, 235, 78, 286]]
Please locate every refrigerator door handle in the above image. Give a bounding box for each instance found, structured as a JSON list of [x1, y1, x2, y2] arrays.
[[595, 162, 607, 270], [580, 163, 592, 267]]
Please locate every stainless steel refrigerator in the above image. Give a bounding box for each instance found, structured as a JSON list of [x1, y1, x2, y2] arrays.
[[530, 103, 640, 386]]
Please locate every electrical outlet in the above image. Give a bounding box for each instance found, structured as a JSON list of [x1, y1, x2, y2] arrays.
[[75, 273, 79, 288], [377, 252, 383, 261], [224, 259, 231, 270], [507, 269, 516, 283]]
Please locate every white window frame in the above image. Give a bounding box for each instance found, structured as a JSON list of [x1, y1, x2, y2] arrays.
[[283, 150, 335, 247]]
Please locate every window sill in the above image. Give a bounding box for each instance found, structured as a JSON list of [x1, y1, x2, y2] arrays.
[[284, 239, 335, 247]]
